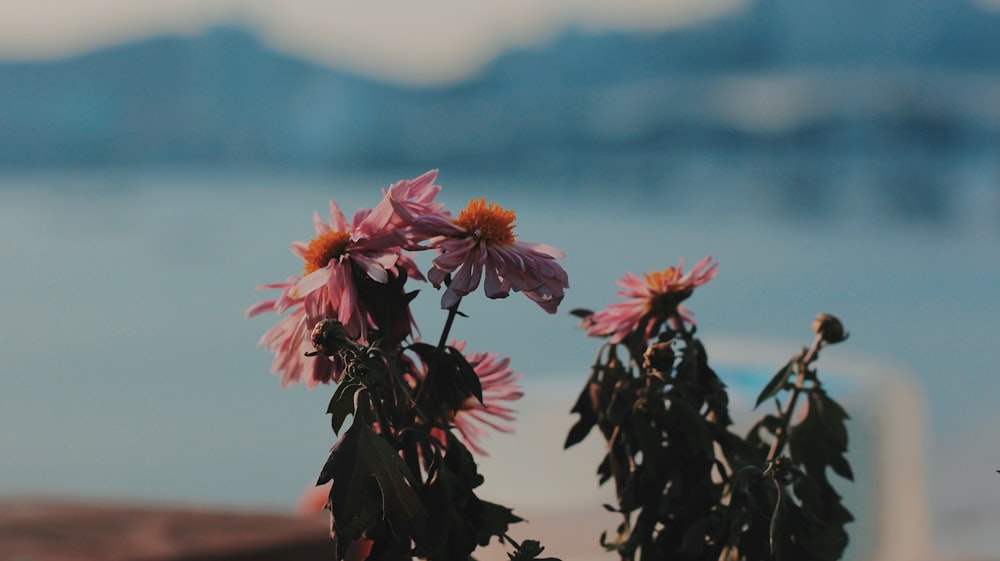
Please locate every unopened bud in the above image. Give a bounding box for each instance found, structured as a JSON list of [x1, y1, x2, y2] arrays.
[[643, 341, 675, 373], [309, 317, 353, 356], [812, 313, 848, 344]]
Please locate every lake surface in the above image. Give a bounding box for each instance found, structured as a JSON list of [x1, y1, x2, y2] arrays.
[[1, 167, 998, 555]]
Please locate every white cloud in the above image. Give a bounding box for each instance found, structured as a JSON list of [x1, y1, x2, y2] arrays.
[[0, 0, 743, 84]]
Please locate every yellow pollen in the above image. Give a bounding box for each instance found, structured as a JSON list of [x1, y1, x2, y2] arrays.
[[644, 267, 680, 291], [455, 199, 517, 245], [302, 230, 351, 275]]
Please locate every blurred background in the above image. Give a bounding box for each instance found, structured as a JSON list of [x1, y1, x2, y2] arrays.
[[2, 0, 1000, 559]]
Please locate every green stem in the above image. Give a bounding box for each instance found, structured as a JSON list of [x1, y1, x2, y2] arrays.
[[414, 298, 462, 405], [766, 334, 824, 462], [768, 475, 783, 556]]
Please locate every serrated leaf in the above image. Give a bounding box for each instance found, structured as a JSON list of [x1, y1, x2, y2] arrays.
[[755, 359, 796, 409], [789, 390, 853, 483], [327, 382, 362, 435], [814, 389, 850, 450], [317, 423, 427, 554]]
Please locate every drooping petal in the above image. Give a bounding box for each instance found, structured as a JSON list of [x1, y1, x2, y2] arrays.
[[352, 253, 390, 284], [245, 299, 277, 318], [295, 267, 332, 298]]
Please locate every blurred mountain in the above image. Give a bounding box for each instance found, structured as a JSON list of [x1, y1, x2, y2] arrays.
[[1, 0, 1000, 178]]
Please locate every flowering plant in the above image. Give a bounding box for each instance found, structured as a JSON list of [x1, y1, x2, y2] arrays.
[[249, 171, 854, 561], [249, 170, 567, 560], [572, 260, 854, 561]]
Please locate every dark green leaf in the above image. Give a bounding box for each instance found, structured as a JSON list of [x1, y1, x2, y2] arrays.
[[409, 342, 484, 416], [570, 308, 594, 319], [317, 423, 427, 554], [814, 389, 850, 450], [475, 500, 522, 547], [508, 538, 562, 561], [755, 359, 796, 409], [830, 455, 854, 481], [448, 345, 484, 405], [789, 389, 854, 482], [442, 430, 485, 490], [665, 398, 713, 457], [420, 457, 478, 559], [327, 382, 362, 435], [351, 268, 418, 345], [565, 381, 599, 448]]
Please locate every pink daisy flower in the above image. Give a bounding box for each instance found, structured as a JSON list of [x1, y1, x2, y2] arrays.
[[291, 171, 443, 340], [248, 172, 442, 387], [584, 256, 718, 344], [412, 341, 524, 456], [409, 198, 569, 313], [247, 279, 345, 387]]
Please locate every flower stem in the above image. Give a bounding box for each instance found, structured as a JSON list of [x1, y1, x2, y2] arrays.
[[414, 298, 462, 404], [436, 301, 461, 352], [766, 333, 824, 462]]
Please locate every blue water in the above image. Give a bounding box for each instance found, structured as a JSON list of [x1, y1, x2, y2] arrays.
[[1, 168, 999, 553]]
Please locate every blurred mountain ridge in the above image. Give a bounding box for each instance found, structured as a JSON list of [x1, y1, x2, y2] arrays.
[[1, 0, 999, 186]]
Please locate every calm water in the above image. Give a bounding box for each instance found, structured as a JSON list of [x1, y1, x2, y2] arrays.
[[1, 168, 999, 554]]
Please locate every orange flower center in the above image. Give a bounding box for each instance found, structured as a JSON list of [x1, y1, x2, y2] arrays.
[[644, 266, 693, 315], [455, 199, 516, 246], [302, 230, 351, 275], [644, 267, 680, 291]]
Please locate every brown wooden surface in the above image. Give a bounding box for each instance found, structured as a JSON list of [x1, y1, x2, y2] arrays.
[[0, 499, 332, 561]]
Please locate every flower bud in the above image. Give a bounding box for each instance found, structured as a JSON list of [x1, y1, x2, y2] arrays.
[[310, 317, 353, 356], [812, 313, 848, 344]]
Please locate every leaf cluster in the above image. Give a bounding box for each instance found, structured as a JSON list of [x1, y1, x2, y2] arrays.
[[567, 316, 855, 561], [316, 340, 525, 561], [299, 270, 526, 560]]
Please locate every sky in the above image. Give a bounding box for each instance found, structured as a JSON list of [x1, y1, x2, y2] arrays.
[[0, 0, 744, 84]]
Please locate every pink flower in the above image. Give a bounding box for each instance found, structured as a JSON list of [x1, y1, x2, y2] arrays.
[[373, 169, 445, 246], [409, 198, 569, 313], [247, 279, 346, 387], [290, 171, 443, 340], [584, 256, 718, 343], [450, 343, 523, 455], [248, 172, 442, 387], [290, 202, 401, 342], [413, 341, 523, 456]]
